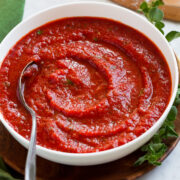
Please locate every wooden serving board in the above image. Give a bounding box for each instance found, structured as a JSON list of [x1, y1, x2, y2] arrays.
[[111, 0, 180, 22], [0, 55, 180, 180]]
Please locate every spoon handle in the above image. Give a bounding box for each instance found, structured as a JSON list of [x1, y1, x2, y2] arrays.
[[18, 61, 37, 180], [25, 110, 36, 180]]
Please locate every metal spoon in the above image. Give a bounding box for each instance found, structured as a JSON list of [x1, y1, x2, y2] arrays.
[[18, 61, 36, 180]]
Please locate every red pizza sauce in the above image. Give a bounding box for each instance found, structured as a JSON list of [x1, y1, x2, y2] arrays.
[[0, 17, 171, 153]]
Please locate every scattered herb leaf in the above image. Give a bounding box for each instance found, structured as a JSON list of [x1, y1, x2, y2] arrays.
[[166, 31, 180, 42], [174, 85, 180, 106], [65, 79, 74, 86], [155, 21, 165, 34], [139, 2, 148, 13], [37, 30, 43, 35], [139, 88, 144, 96], [151, 0, 164, 7], [93, 37, 98, 42], [149, 7, 163, 22]]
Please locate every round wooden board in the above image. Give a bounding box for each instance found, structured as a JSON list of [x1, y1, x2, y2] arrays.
[[0, 54, 180, 180]]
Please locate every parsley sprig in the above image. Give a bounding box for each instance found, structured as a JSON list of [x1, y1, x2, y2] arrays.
[[134, 105, 179, 166], [139, 0, 180, 42], [36, 30, 43, 35], [135, 88, 180, 166], [135, 0, 180, 166]]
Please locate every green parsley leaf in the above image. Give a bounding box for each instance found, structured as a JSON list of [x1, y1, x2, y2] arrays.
[[139, 2, 148, 12], [166, 125, 178, 138], [65, 79, 74, 86], [175, 98, 180, 106], [37, 30, 43, 35], [134, 155, 146, 166], [167, 106, 177, 121], [93, 37, 98, 42], [155, 22, 165, 34], [152, 0, 164, 7], [174, 86, 180, 105], [139, 88, 144, 96], [149, 7, 164, 22], [166, 31, 180, 42]]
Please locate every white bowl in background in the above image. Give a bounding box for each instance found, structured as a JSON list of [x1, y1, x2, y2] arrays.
[[0, 2, 178, 166]]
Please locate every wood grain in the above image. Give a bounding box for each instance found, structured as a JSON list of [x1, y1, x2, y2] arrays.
[[111, 0, 180, 22], [0, 57, 179, 179]]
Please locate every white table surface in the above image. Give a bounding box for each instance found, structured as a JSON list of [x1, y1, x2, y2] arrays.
[[24, 0, 180, 179]]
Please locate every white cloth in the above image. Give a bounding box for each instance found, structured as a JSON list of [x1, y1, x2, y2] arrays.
[[23, 1, 180, 180]]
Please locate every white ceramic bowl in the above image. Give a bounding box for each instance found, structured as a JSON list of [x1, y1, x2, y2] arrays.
[[0, 2, 178, 166]]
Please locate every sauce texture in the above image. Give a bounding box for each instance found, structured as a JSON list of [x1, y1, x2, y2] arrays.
[[0, 17, 171, 153]]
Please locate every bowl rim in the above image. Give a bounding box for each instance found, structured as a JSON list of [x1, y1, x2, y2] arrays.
[[0, 1, 179, 165]]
